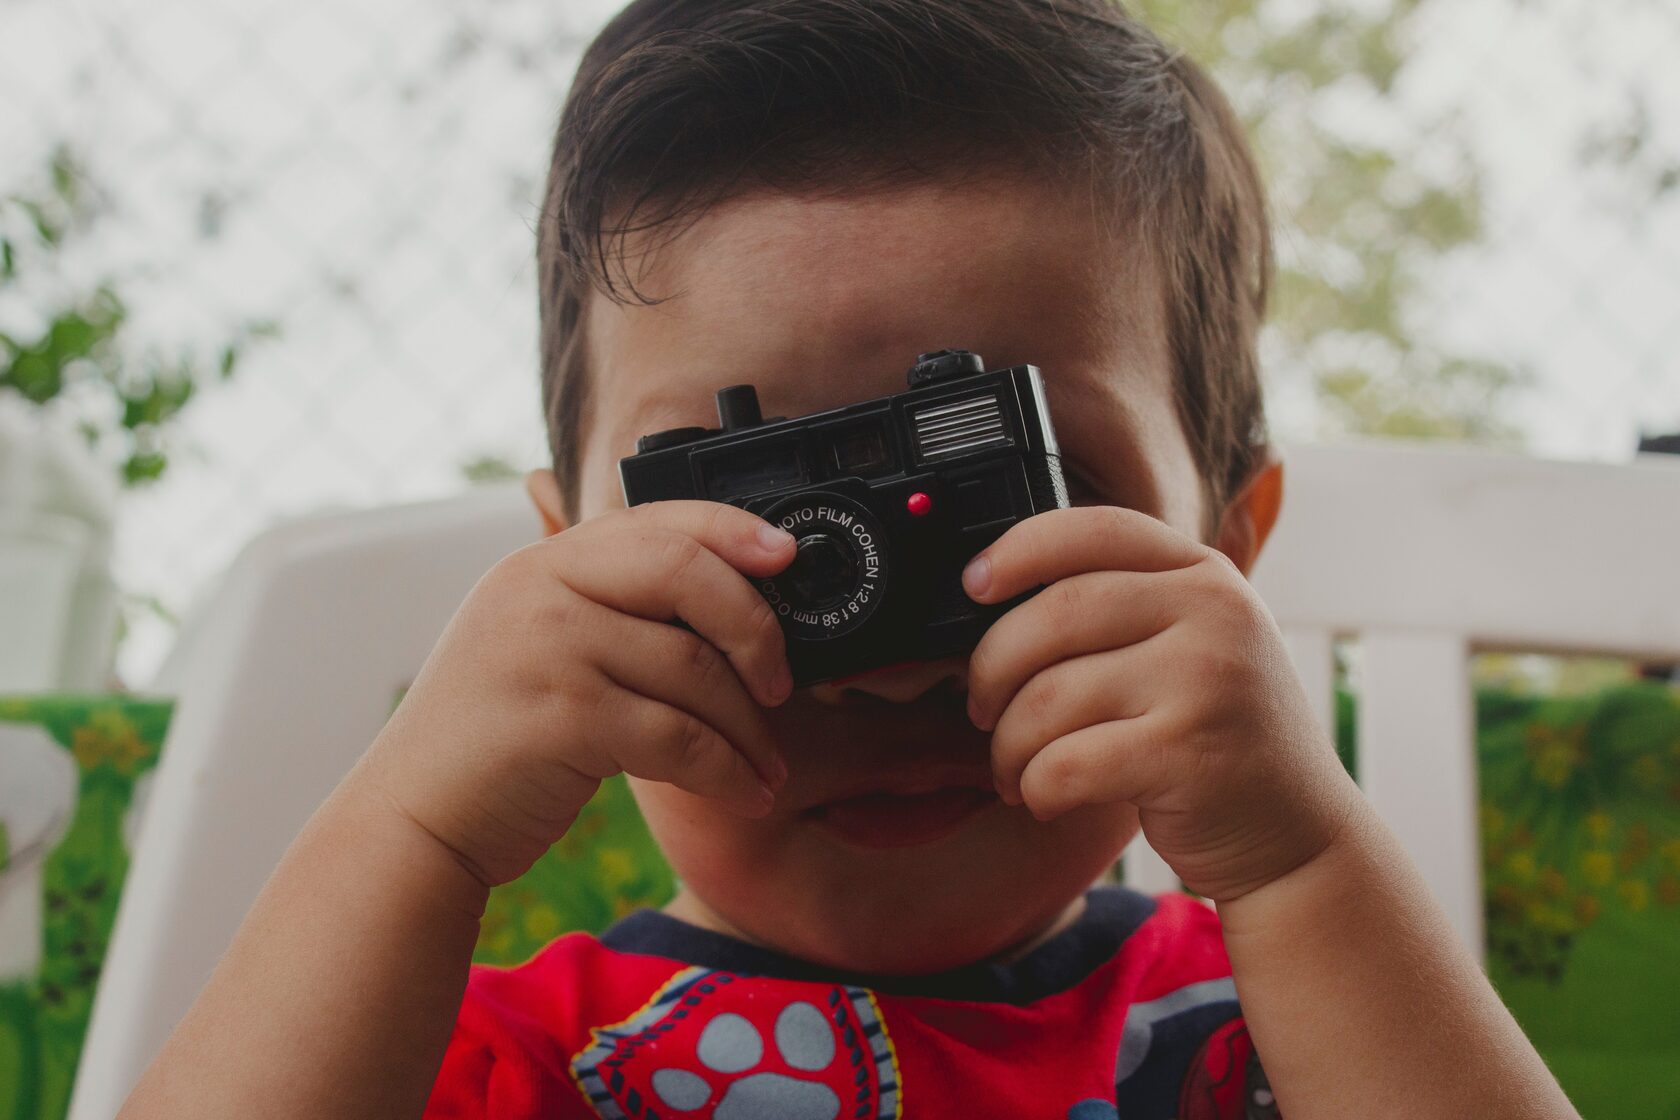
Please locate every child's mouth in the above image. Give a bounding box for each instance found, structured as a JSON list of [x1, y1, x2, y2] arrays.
[[807, 786, 998, 849]]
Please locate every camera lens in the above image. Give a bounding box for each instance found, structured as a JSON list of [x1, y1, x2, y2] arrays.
[[756, 491, 888, 641], [784, 534, 859, 609]]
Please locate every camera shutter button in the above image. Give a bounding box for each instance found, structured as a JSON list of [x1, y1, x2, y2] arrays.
[[715, 385, 763, 430], [907, 349, 985, 386]]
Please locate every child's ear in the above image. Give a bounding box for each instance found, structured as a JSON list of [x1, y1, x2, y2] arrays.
[[524, 468, 571, 538], [1213, 453, 1283, 576]]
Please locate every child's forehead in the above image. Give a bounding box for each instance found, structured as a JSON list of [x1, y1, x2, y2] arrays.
[[593, 182, 1160, 417], [579, 178, 1198, 526]]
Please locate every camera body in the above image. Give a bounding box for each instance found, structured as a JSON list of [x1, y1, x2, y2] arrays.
[[618, 350, 1068, 687]]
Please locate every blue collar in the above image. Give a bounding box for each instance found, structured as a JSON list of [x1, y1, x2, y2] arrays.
[[600, 885, 1157, 1005]]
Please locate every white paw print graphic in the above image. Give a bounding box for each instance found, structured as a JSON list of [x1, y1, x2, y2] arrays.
[[651, 1001, 841, 1119]]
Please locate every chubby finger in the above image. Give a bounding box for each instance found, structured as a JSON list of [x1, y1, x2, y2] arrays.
[[1017, 714, 1176, 821], [592, 605, 788, 789], [572, 499, 798, 579], [552, 507, 795, 707], [988, 643, 1163, 805], [967, 569, 1184, 732], [595, 685, 776, 818], [962, 506, 1207, 606]]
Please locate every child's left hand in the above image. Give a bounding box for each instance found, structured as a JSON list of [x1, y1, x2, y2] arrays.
[[962, 505, 1361, 903]]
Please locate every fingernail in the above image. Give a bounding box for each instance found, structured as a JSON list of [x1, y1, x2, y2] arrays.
[[962, 555, 991, 599], [758, 522, 795, 551], [752, 781, 776, 815], [768, 754, 789, 789], [966, 692, 988, 730]]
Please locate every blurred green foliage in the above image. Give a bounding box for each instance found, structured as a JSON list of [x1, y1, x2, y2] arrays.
[[1135, 0, 1528, 444], [0, 146, 276, 488], [1479, 683, 1680, 983], [0, 698, 171, 1120], [474, 775, 675, 965]]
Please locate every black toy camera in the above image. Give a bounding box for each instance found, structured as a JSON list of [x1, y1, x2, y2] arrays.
[[619, 349, 1068, 687]]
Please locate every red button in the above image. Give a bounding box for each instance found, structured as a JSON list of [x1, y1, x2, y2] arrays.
[[906, 491, 932, 517]]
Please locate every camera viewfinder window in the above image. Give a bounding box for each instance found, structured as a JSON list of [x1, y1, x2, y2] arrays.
[[830, 423, 892, 477], [701, 442, 807, 499]]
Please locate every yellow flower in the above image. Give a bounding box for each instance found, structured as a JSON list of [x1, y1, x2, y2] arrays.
[[1512, 849, 1538, 886], [1540, 868, 1568, 898], [1618, 880, 1650, 913], [1584, 813, 1613, 843], [1532, 742, 1579, 788], [1504, 851, 1537, 881], [596, 848, 635, 890], [522, 903, 562, 941], [1524, 901, 1571, 932], [1661, 839, 1680, 873], [1582, 850, 1615, 887], [71, 708, 150, 775]]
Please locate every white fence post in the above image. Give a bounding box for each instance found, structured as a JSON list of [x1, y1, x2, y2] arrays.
[[1358, 630, 1482, 961]]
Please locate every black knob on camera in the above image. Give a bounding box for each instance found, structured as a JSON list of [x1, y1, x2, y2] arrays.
[[636, 426, 710, 453], [907, 349, 985, 387], [715, 385, 763, 430]]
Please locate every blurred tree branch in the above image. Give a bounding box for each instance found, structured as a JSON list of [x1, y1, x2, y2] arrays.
[[0, 146, 277, 487]]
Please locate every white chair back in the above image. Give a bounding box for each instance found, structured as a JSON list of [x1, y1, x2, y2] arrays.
[[69, 484, 537, 1120]]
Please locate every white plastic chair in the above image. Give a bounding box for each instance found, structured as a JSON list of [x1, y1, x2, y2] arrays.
[[70, 484, 538, 1120], [68, 443, 1680, 1119]]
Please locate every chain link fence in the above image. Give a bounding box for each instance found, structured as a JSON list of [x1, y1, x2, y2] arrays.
[[3, 0, 1677, 684]]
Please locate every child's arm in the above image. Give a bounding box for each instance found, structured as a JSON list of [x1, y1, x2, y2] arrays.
[[118, 502, 798, 1119], [1218, 801, 1569, 1116], [962, 504, 1579, 1120], [117, 768, 490, 1119]]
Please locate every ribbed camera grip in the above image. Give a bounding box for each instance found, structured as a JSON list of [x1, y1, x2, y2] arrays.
[[1025, 452, 1069, 512]]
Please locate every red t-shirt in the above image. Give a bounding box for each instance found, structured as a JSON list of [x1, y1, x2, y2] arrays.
[[424, 887, 1278, 1119]]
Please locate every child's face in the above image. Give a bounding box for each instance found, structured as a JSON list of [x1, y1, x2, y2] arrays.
[[544, 177, 1215, 973]]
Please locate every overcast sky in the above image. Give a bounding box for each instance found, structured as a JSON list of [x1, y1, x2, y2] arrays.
[[2, 0, 1676, 684]]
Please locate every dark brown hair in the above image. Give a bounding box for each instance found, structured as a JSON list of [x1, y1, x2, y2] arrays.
[[538, 0, 1270, 525]]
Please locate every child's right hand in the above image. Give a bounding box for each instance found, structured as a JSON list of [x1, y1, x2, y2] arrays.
[[359, 500, 797, 887]]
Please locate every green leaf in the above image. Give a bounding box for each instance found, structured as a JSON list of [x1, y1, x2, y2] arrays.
[[461, 454, 523, 484], [19, 198, 63, 247], [4, 349, 63, 403], [121, 451, 168, 486]]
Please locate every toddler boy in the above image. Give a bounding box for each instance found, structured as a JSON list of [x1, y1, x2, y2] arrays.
[[121, 2, 1578, 1118]]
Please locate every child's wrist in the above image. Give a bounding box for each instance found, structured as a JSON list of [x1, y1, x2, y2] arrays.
[[1212, 790, 1379, 929], [331, 764, 496, 916]]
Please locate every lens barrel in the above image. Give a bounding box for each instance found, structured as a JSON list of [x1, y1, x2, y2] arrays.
[[756, 492, 887, 640]]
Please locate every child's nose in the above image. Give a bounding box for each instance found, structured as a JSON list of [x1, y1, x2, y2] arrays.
[[805, 657, 968, 705]]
